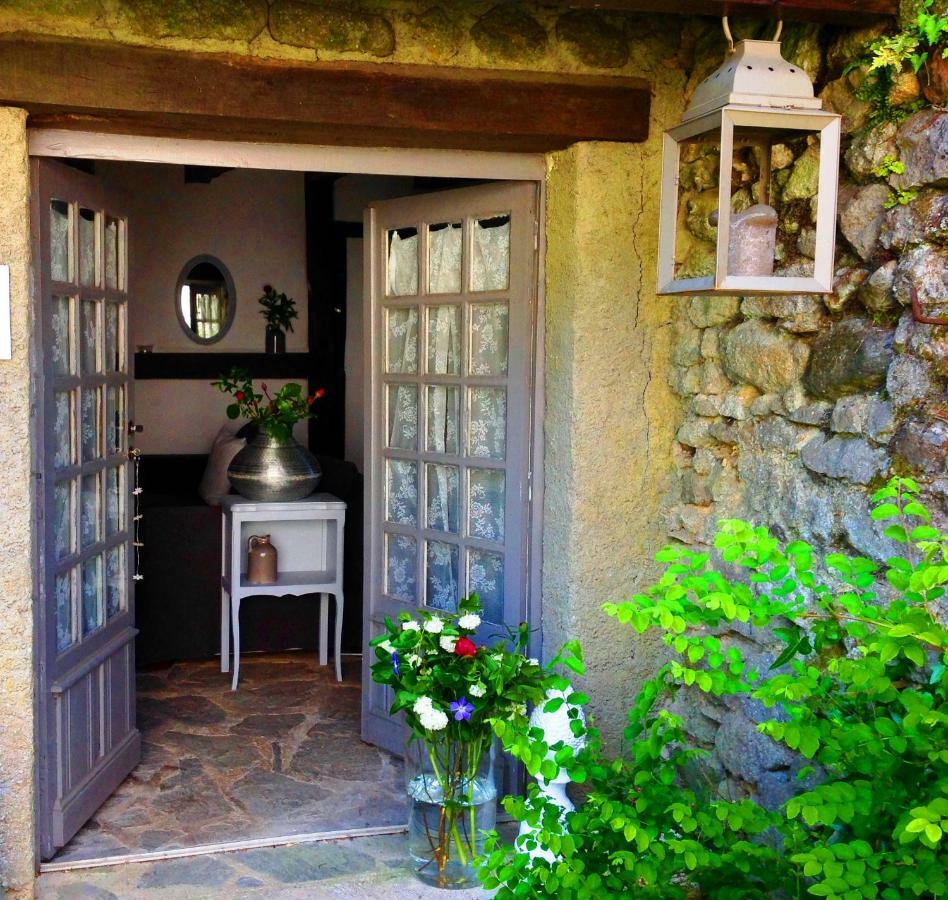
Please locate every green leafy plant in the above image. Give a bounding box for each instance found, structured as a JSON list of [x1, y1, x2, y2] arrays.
[[848, 0, 947, 127], [212, 366, 322, 442], [479, 477, 947, 898], [258, 283, 298, 333], [870, 157, 921, 208]]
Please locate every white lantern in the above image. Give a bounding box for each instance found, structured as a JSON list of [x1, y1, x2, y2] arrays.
[[657, 23, 841, 296]]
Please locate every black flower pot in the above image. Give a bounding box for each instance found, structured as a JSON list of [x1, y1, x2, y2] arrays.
[[265, 325, 286, 354]]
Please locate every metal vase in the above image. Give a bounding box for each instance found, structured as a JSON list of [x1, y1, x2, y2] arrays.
[[227, 432, 321, 502]]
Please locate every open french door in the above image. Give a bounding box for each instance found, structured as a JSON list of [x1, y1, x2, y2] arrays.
[[33, 159, 139, 859], [361, 182, 539, 755]]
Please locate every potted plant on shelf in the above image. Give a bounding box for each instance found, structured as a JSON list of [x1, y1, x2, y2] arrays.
[[370, 594, 584, 890], [258, 284, 298, 354], [212, 366, 324, 501]]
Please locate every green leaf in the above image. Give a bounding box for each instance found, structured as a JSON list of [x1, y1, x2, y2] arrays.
[[871, 503, 900, 520]]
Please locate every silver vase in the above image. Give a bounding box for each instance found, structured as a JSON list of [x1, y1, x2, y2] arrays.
[[227, 432, 321, 502]]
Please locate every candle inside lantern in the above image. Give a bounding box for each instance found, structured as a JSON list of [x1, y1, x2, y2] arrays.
[[709, 203, 779, 278]]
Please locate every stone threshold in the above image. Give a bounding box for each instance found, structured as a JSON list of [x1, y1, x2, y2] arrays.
[[40, 823, 410, 874]]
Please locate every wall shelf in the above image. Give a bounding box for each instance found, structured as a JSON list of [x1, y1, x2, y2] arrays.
[[134, 352, 311, 380]]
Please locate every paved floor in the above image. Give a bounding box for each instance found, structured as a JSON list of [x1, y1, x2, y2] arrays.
[[55, 653, 406, 864], [38, 833, 489, 898]]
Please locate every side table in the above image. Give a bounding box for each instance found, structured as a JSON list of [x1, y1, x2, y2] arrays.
[[220, 494, 346, 690]]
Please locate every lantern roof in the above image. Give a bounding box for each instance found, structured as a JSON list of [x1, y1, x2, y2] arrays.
[[682, 39, 822, 123]]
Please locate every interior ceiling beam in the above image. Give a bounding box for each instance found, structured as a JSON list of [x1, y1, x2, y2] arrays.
[[0, 35, 651, 152], [568, 0, 896, 23]]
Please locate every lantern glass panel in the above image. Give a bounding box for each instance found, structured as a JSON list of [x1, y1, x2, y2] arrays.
[[672, 126, 723, 286], [723, 124, 823, 283]]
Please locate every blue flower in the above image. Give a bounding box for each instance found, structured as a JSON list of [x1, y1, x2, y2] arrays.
[[449, 696, 474, 722], [391, 651, 400, 676]]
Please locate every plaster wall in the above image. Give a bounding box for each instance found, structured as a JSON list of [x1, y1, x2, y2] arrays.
[[0, 106, 36, 897], [542, 86, 684, 741], [95, 162, 308, 354]]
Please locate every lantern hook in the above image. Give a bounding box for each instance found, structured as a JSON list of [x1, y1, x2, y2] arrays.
[[721, 15, 783, 52]]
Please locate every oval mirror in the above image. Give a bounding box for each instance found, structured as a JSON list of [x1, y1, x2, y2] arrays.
[[175, 255, 236, 344]]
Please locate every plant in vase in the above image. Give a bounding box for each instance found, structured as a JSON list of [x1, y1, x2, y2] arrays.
[[370, 594, 585, 889], [212, 366, 325, 501], [258, 284, 298, 354]]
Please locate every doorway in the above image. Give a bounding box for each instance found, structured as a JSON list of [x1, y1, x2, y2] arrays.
[[30, 136, 545, 869]]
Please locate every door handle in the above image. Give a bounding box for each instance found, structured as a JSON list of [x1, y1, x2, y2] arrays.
[[127, 421, 143, 434]]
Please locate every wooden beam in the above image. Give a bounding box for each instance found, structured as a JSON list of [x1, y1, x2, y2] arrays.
[[0, 35, 651, 151], [569, 0, 896, 22]]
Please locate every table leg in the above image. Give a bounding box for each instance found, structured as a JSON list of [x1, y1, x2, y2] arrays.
[[334, 592, 344, 683], [319, 592, 329, 668], [231, 596, 241, 691], [221, 587, 230, 673]]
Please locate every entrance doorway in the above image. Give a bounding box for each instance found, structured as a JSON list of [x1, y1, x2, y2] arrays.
[[30, 137, 544, 868]]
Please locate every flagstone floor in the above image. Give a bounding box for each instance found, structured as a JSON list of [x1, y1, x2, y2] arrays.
[[54, 652, 406, 864], [38, 832, 492, 898]]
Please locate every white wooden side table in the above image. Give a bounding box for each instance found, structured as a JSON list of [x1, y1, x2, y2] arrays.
[[220, 494, 346, 690]]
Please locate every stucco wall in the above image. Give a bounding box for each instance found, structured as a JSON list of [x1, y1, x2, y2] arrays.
[[542, 54, 686, 742], [0, 106, 36, 896]]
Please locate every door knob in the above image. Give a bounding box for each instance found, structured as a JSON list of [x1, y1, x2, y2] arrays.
[[127, 422, 144, 434]]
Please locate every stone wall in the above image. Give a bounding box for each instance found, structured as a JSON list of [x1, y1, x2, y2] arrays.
[[664, 20, 948, 808]]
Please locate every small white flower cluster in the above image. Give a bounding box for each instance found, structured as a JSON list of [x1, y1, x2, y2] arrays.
[[413, 696, 448, 731], [439, 635, 458, 653], [424, 616, 444, 634], [458, 613, 481, 630], [401, 620, 420, 632], [406, 652, 422, 668], [378, 639, 394, 654], [469, 682, 486, 698]]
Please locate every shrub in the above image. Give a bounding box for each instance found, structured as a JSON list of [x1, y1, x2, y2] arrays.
[[478, 477, 948, 898]]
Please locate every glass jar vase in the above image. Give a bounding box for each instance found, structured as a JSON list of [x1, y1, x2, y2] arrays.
[[405, 732, 497, 889]]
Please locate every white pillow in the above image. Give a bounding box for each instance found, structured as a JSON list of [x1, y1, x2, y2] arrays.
[[199, 427, 246, 506]]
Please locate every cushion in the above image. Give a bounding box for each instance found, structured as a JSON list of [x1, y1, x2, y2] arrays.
[[198, 427, 245, 506]]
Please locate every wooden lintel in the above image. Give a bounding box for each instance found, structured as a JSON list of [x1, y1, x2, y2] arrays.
[[569, 0, 896, 23], [0, 35, 651, 152]]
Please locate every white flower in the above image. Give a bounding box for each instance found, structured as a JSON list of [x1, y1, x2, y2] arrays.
[[378, 640, 394, 654], [491, 653, 503, 663], [458, 613, 481, 630], [526, 658, 540, 667], [406, 653, 422, 667], [470, 683, 486, 698], [419, 707, 448, 731], [439, 635, 458, 653], [424, 616, 445, 634], [401, 620, 420, 632], [413, 696, 434, 715]]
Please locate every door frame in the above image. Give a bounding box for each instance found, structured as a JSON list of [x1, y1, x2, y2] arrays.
[[27, 127, 548, 866]]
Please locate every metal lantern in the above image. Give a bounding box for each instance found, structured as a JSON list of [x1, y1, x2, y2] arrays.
[[657, 24, 842, 296]]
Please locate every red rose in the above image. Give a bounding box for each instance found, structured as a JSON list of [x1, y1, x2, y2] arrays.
[[315, 388, 326, 399], [455, 637, 477, 658], [235, 391, 245, 401]]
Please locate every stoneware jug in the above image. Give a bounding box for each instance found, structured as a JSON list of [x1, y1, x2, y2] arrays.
[[247, 534, 278, 585]]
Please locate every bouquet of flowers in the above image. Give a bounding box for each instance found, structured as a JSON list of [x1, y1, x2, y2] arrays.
[[370, 594, 584, 887], [212, 366, 323, 443]]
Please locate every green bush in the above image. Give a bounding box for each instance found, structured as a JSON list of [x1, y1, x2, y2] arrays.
[[478, 477, 948, 898]]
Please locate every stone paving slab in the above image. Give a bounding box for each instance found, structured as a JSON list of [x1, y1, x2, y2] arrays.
[[56, 654, 406, 864], [38, 833, 489, 899]]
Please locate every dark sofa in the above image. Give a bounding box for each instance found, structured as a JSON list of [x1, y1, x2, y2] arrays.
[[135, 454, 363, 667]]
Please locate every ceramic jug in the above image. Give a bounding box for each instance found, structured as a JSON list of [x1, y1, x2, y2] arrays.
[[247, 534, 278, 585]]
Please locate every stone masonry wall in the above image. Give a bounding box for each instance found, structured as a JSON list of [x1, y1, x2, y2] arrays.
[[664, 16, 948, 808]]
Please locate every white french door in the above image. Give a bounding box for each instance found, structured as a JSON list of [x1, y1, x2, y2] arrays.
[[33, 159, 139, 859], [361, 182, 539, 754]]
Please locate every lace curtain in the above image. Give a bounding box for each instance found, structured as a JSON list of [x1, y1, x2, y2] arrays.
[[386, 223, 509, 614]]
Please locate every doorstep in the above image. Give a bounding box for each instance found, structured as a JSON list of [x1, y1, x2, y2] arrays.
[[36, 832, 490, 899]]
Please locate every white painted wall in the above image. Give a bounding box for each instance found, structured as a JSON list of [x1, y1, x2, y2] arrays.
[[100, 162, 308, 353]]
